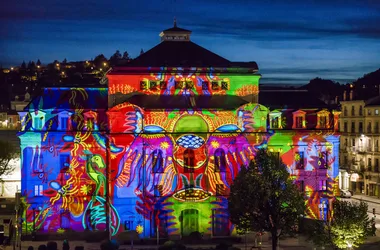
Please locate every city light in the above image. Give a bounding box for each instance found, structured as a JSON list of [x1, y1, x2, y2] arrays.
[[56, 63, 59, 67], [10, 67, 14, 71], [103, 62, 107, 66]]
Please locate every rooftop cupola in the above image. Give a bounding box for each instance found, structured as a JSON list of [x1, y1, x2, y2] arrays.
[[159, 18, 192, 42]]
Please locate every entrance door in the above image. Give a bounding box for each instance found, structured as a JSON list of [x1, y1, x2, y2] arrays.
[[181, 209, 199, 236]]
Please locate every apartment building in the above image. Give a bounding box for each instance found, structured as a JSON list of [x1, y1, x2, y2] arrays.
[[340, 90, 380, 197]]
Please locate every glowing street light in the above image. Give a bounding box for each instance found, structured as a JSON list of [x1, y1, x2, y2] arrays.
[[56, 63, 59, 67], [37, 65, 40, 69], [10, 67, 14, 71], [100, 68, 103, 71], [103, 62, 107, 66]]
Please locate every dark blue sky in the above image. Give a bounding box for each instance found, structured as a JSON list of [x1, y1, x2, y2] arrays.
[[1, 0, 380, 85]]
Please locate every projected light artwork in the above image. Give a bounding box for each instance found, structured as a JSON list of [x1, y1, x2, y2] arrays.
[[18, 68, 339, 238]]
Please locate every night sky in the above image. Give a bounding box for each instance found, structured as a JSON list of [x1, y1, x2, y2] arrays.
[[1, 0, 380, 85]]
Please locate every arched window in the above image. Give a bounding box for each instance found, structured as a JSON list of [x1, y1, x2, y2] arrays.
[[152, 149, 164, 173], [184, 149, 195, 172], [214, 148, 226, 172]]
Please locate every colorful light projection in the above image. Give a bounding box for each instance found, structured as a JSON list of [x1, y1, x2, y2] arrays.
[[19, 74, 339, 238]]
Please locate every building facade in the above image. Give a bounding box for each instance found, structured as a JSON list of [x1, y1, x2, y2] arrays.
[[18, 24, 340, 238], [339, 91, 380, 197]]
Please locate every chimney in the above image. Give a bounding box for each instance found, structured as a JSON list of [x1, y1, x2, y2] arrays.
[[350, 90, 354, 101], [343, 91, 347, 101]]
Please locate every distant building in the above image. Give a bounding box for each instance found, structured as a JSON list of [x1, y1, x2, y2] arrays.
[[18, 22, 340, 238], [339, 89, 380, 197]]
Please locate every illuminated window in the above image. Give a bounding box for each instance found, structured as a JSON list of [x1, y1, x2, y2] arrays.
[[60, 117, 69, 130], [376, 109, 379, 115], [270, 111, 282, 129], [184, 149, 195, 172], [160, 81, 167, 89], [295, 152, 304, 169], [297, 180, 304, 192], [318, 152, 328, 169], [214, 148, 226, 172], [86, 117, 95, 130], [202, 81, 209, 90], [186, 81, 194, 89], [216, 184, 225, 196], [211, 81, 219, 90], [292, 110, 306, 129], [154, 185, 163, 197], [34, 116, 43, 129], [34, 185, 43, 196], [296, 117, 303, 128], [152, 149, 164, 173], [60, 154, 70, 173], [221, 81, 228, 90], [319, 180, 327, 191], [150, 81, 158, 90], [140, 81, 148, 90]]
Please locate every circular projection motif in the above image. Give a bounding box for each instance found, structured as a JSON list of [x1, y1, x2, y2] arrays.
[[173, 115, 208, 136]]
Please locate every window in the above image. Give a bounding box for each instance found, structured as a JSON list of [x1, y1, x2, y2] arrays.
[[34, 116, 43, 129], [140, 81, 148, 90], [376, 159, 379, 172], [344, 156, 347, 165], [221, 81, 228, 90], [295, 152, 304, 169], [359, 122, 363, 133], [368, 158, 372, 171], [359, 106, 363, 115], [152, 149, 164, 173], [271, 117, 279, 129], [368, 139, 372, 151], [185, 81, 194, 89], [297, 180, 304, 192], [60, 154, 70, 173], [376, 140, 379, 152], [34, 155, 44, 173], [202, 81, 209, 90], [352, 138, 356, 147], [318, 152, 328, 169], [150, 81, 158, 90], [86, 117, 95, 130], [368, 109, 372, 115], [351, 122, 355, 133], [344, 138, 348, 147], [344, 107, 348, 116], [368, 122, 372, 133], [376, 109, 379, 115], [154, 185, 163, 197], [216, 184, 225, 196], [376, 122, 379, 133], [60, 117, 69, 130], [344, 122, 348, 132], [184, 149, 195, 172], [319, 180, 327, 191], [124, 220, 134, 231], [351, 106, 355, 116], [175, 81, 184, 89], [319, 116, 327, 128], [296, 116, 303, 128], [212, 209, 230, 236], [214, 149, 226, 172], [211, 81, 219, 90], [34, 185, 43, 196], [160, 81, 167, 89]]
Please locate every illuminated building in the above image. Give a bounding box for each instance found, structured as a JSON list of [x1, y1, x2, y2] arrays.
[[339, 90, 380, 197], [18, 22, 340, 238]]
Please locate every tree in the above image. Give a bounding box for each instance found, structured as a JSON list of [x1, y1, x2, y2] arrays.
[[309, 200, 375, 249], [63, 58, 67, 64], [109, 50, 122, 66], [122, 51, 130, 60], [228, 149, 305, 250], [36, 59, 41, 66], [21, 61, 26, 69], [94, 54, 108, 68], [0, 141, 18, 181]]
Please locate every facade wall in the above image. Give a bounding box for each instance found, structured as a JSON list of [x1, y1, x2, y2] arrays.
[[18, 72, 339, 238]]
